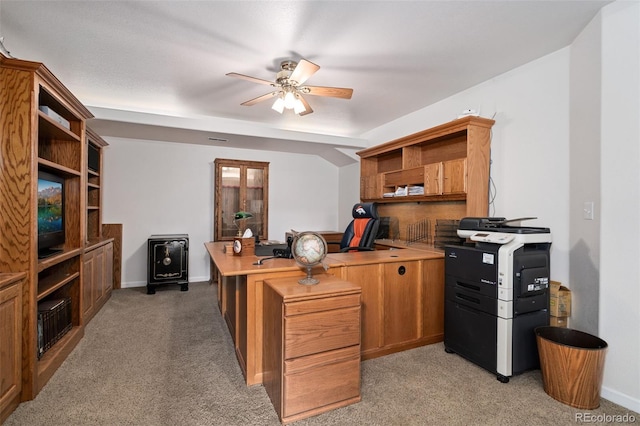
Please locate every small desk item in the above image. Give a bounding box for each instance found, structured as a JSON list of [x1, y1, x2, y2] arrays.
[[147, 234, 189, 294], [233, 237, 255, 256], [263, 275, 361, 424]]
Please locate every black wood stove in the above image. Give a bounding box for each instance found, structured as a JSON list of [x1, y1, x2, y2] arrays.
[[147, 234, 189, 294]]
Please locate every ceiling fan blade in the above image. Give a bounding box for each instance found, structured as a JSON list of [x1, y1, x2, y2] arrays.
[[297, 94, 313, 116], [289, 59, 320, 85], [241, 91, 279, 106], [226, 72, 274, 86], [303, 85, 353, 99]]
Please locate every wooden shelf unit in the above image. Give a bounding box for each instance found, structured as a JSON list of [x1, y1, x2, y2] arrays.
[[357, 116, 495, 241], [85, 127, 108, 245], [0, 54, 93, 401]]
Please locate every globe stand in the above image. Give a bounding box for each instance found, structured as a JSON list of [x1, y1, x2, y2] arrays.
[[298, 266, 319, 285], [291, 231, 327, 286]]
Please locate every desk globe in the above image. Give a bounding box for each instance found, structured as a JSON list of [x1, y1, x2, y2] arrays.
[[291, 231, 328, 285]]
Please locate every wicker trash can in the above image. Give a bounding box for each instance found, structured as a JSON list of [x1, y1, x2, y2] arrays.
[[535, 326, 608, 409]]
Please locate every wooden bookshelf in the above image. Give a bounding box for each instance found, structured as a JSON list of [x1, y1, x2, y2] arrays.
[[0, 54, 91, 401]]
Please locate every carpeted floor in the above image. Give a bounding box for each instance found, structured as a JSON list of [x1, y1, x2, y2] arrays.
[[5, 282, 637, 425]]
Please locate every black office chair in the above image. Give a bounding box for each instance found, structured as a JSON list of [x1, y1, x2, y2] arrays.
[[334, 202, 380, 252]]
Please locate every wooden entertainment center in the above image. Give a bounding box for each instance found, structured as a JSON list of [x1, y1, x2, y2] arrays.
[[0, 54, 115, 422]]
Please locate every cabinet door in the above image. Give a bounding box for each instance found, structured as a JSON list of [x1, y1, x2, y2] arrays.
[[82, 249, 96, 318], [0, 280, 22, 416], [345, 264, 382, 353], [214, 159, 269, 241], [422, 258, 445, 339], [442, 158, 467, 194], [94, 246, 105, 305], [103, 242, 113, 296], [383, 261, 421, 346], [424, 162, 443, 195]]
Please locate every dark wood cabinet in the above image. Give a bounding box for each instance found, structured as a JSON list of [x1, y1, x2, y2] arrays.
[[214, 159, 269, 241]]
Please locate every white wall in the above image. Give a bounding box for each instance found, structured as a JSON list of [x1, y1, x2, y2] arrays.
[[569, 6, 602, 337], [599, 0, 640, 412], [102, 138, 339, 287], [337, 162, 361, 229]]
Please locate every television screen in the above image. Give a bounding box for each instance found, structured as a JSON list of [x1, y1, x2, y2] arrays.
[[38, 171, 65, 257]]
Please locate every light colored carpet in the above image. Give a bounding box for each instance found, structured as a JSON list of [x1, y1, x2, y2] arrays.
[[5, 282, 637, 426]]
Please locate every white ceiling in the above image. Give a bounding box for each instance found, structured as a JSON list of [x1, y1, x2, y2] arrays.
[[0, 0, 610, 165]]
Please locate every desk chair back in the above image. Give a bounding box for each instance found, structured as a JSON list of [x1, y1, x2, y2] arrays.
[[340, 203, 380, 251]]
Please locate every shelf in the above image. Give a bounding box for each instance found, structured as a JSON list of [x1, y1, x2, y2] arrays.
[[38, 111, 81, 142], [37, 271, 79, 301], [38, 158, 82, 177], [36, 248, 82, 273], [374, 194, 467, 203], [36, 326, 84, 393]]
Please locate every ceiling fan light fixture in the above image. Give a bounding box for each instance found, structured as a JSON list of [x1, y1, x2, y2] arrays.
[[293, 95, 306, 115], [283, 90, 296, 109], [272, 95, 285, 113]]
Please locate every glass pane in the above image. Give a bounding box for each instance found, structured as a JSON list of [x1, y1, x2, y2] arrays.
[[221, 166, 241, 238], [246, 168, 264, 237]]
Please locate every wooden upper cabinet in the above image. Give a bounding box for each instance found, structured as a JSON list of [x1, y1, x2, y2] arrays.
[[214, 159, 269, 242], [357, 116, 494, 207], [356, 116, 495, 241]]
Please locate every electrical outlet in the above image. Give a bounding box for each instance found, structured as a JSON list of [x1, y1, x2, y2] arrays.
[[583, 201, 594, 220]]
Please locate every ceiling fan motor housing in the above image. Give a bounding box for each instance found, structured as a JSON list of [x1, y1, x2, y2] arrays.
[[276, 61, 297, 84]]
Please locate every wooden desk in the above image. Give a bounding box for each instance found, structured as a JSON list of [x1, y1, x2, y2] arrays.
[[205, 241, 445, 385], [205, 242, 317, 385]]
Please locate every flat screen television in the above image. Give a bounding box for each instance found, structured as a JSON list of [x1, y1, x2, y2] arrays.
[[37, 171, 65, 258], [88, 143, 100, 172]]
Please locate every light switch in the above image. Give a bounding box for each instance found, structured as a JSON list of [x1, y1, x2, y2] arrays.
[[583, 201, 594, 220]]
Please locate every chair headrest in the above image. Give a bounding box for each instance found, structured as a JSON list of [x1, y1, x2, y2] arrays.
[[352, 203, 378, 219]]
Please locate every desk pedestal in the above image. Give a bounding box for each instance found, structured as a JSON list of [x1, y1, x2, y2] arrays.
[[263, 275, 361, 423]]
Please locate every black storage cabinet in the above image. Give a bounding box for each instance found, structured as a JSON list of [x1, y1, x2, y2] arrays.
[[147, 234, 189, 294]]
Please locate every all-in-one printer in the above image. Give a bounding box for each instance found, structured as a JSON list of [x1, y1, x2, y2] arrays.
[[444, 217, 552, 383]]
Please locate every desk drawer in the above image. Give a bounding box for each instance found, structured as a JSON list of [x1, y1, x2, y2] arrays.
[[285, 294, 360, 316], [284, 306, 361, 359], [283, 346, 360, 418]]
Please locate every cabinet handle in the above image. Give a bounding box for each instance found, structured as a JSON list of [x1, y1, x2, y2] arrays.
[[398, 265, 406, 275]]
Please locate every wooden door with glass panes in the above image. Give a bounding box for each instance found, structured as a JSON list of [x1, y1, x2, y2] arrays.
[[214, 159, 269, 241]]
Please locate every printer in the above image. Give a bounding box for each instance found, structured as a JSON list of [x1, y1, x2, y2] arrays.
[[444, 217, 552, 383]]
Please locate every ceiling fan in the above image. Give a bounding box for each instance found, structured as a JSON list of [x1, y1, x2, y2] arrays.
[[226, 59, 353, 116]]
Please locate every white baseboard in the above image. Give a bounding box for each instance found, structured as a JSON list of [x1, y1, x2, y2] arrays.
[[120, 276, 210, 289], [601, 386, 640, 414]]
